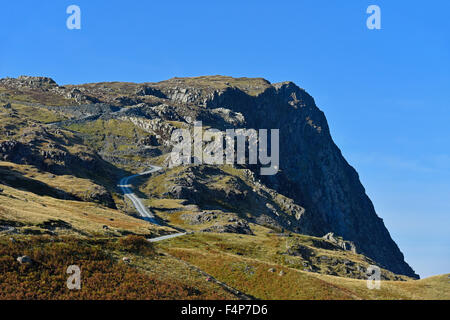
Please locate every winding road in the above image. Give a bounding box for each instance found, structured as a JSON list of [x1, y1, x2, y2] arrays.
[[118, 165, 186, 241], [119, 166, 251, 299]]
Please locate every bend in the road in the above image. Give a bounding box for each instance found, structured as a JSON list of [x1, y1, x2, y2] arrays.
[[118, 165, 186, 241]]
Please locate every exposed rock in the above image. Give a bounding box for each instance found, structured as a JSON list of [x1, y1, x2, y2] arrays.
[[168, 185, 198, 200], [114, 96, 141, 106], [322, 232, 357, 253], [254, 214, 280, 230], [0, 225, 16, 233], [37, 219, 72, 231], [135, 86, 166, 98], [18, 75, 56, 85], [287, 244, 315, 259], [122, 257, 131, 264], [180, 211, 218, 225], [165, 87, 202, 104], [138, 135, 159, 147], [201, 220, 253, 235], [65, 88, 100, 104], [17, 255, 32, 264], [84, 185, 116, 209], [0, 76, 57, 90]]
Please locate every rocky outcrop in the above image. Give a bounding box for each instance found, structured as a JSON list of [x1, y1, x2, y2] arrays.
[[65, 88, 100, 104], [135, 86, 166, 99], [0, 76, 57, 90], [322, 232, 356, 253], [181, 211, 218, 225], [201, 220, 253, 235]]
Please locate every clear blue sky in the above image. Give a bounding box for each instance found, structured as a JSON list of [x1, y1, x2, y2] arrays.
[[1, 0, 449, 278]]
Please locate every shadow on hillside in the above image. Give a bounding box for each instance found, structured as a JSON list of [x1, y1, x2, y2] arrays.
[[0, 165, 79, 201]]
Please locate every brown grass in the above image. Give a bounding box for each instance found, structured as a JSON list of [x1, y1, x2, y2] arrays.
[[0, 182, 174, 237], [0, 236, 233, 300], [166, 247, 357, 300]]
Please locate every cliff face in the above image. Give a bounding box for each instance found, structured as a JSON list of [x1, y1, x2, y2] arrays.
[[197, 81, 418, 278]]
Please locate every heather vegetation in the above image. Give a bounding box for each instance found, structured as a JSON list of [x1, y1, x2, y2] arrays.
[[0, 236, 233, 300]]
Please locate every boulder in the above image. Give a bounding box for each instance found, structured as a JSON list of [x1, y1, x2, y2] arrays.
[[17, 255, 32, 264], [122, 257, 131, 264]]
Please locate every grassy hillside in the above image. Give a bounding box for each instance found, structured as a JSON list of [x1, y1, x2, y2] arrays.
[[1, 232, 446, 300], [0, 169, 174, 237], [157, 231, 449, 300], [0, 236, 235, 300]]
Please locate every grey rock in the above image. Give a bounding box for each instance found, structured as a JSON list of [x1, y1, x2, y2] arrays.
[[181, 211, 218, 225], [287, 244, 315, 259], [122, 257, 131, 264], [17, 255, 32, 264], [322, 232, 357, 253], [201, 220, 253, 235]]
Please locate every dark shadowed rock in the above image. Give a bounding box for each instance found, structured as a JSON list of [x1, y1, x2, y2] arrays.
[[201, 220, 253, 235]]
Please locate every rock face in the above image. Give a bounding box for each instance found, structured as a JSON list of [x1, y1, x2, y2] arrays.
[[197, 80, 418, 278]]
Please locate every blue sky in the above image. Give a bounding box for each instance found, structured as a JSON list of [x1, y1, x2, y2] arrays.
[[1, 0, 449, 278]]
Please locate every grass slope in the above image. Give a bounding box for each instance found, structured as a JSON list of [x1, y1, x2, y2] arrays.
[[157, 231, 449, 300], [0, 236, 235, 300]]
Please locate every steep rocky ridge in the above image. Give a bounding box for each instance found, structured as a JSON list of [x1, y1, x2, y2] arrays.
[[193, 80, 418, 278], [0, 75, 419, 278]]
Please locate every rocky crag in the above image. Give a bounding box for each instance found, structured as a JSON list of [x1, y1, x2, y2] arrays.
[[0, 75, 419, 278]]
